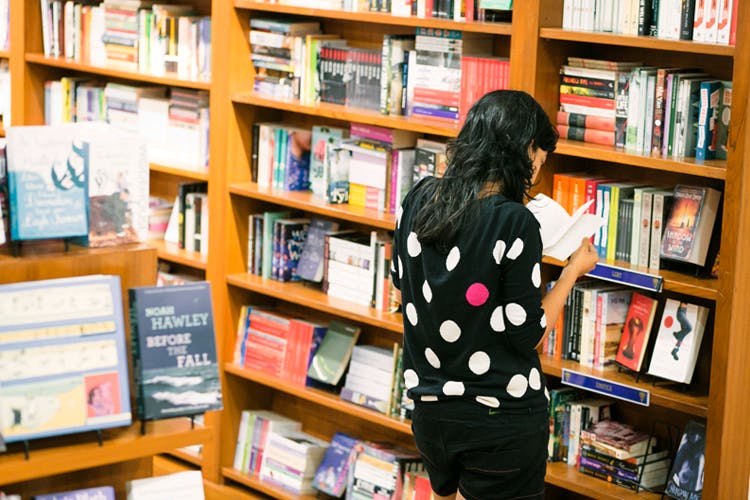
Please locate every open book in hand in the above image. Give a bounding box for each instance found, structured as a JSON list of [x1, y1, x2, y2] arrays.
[[526, 193, 604, 261]]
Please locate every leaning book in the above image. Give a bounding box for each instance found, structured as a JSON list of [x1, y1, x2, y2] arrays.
[[129, 282, 223, 421], [0, 275, 132, 443]]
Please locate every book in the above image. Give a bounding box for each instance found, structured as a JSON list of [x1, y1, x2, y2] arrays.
[[32, 486, 115, 500], [646, 299, 710, 384], [128, 282, 223, 420], [126, 470, 205, 500], [312, 431, 359, 497], [581, 420, 656, 460], [526, 193, 604, 261], [0, 275, 132, 443], [310, 125, 346, 196], [660, 185, 722, 267], [6, 124, 90, 240], [306, 320, 361, 387], [296, 217, 340, 282], [615, 292, 659, 372], [664, 419, 706, 499]]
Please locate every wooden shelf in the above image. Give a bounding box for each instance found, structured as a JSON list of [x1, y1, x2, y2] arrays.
[[205, 478, 271, 500], [554, 139, 728, 180], [234, 0, 513, 35], [225, 363, 413, 434], [226, 273, 403, 333], [25, 53, 212, 90], [168, 447, 204, 468], [546, 462, 663, 499], [150, 162, 210, 182], [223, 467, 317, 500], [231, 92, 459, 137], [0, 418, 211, 486], [230, 182, 396, 230], [149, 239, 209, 270], [540, 28, 735, 57], [541, 356, 708, 417], [0, 49, 9, 58]]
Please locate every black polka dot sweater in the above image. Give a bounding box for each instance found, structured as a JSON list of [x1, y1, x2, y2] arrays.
[[391, 178, 550, 413]]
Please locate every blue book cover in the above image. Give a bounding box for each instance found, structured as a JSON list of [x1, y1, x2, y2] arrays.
[[32, 486, 115, 500], [296, 217, 339, 282], [0, 275, 131, 443], [278, 218, 309, 282], [6, 124, 90, 240], [283, 128, 312, 191], [128, 282, 223, 420], [312, 432, 359, 497]]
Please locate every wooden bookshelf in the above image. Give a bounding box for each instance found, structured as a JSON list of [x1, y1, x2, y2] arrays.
[[150, 239, 209, 270], [223, 468, 317, 500], [545, 462, 662, 499], [150, 162, 210, 182], [0, 418, 210, 486]]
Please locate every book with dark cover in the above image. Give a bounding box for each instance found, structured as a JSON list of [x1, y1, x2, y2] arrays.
[[665, 420, 706, 499], [660, 185, 721, 267], [129, 281, 223, 420], [296, 217, 340, 282]]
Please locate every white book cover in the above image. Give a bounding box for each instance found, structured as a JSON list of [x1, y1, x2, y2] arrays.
[[526, 193, 604, 261], [127, 471, 204, 500]]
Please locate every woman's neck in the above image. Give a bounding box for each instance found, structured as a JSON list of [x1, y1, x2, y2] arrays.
[[479, 181, 503, 198]]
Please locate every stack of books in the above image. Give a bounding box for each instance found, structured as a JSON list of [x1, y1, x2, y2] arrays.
[[340, 344, 399, 414], [347, 441, 424, 499], [232, 410, 302, 476], [259, 430, 330, 495]]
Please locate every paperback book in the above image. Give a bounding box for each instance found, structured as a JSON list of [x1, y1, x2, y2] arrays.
[[665, 419, 706, 499]]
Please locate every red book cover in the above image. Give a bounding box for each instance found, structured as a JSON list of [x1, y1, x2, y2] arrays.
[[557, 124, 615, 146], [556, 110, 616, 131], [559, 92, 616, 110], [729, 0, 737, 45], [615, 292, 658, 372]]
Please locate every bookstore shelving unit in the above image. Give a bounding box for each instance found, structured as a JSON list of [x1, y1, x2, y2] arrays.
[[214, 1, 750, 499]]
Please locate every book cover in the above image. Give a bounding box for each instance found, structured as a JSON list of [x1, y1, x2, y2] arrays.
[[129, 282, 223, 420], [326, 142, 351, 205], [283, 127, 312, 191], [312, 431, 359, 497], [306, 320, 361, 387], [660, 185, 722, 266], [126, 470, 205, 500], [275, 217, 310, 282], [665, 419, 706, 499], [6, 124, 90, 240], [296, 217, 340, 282], [310, 126, 346, 196], [615, 292, 659, 372], [646, 299, 710, 384], [0, 275, 131, 443], [32, 486, 115, 500]]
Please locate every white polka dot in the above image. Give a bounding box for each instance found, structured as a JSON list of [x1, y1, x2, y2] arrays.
[[506, 303, 527, 326], [446, 246, 460, 271], [476, 396, 500, 408], [540, 314, 547, 328], [493, 240, 507, 265], [407, 232, 421, 257], [506, 238, 524, 260], [442, 381, 465, 396], [398, 256, 403, 279], [405, 303, 418, 326], [528, 368, 541, 390], [425, 348, 441, 368], [396, 205, 403, 228], [490, 306, 506, 332], [422, 280, 432, 303], [506, 374, 528, 398], [544, 387, 550, 401], [421, 395, 438, 402], [468, 351, 491, 375], [404, 369, 419, 389], [439, 320, 461, 342], [531, 263, 541, 288]]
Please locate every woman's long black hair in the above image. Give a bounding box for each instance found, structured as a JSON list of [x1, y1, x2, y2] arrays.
[[411, 90, 558, 252]]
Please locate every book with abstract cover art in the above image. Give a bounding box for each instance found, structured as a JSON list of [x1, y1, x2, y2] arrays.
[[0, 275, 132, 443], [665, 419, 706, 499], [660, 185, 722, 267], [312, 432, 359, 497], [6, 124, 90, 240], [615, 292, 659, 372], [129, 282, 223, 420], [646, 299, 710, 384]]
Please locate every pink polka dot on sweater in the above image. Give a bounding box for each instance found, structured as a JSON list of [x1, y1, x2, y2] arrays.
[[466, 283, 489, 306]]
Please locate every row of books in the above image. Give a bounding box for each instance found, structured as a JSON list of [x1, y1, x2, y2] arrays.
[[558, 57, 732, 161], [44, 79, 210, 171], [552, 174, 722, 271], [251, 121, 446, 216], [249, 18, 509, 121], [40, 1, 212, 80], [562, 0, 736, 45], [256, 0, 511, 22]]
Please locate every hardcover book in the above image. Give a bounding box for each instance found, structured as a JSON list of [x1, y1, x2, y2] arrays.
[[646, 299, 710, 384], [615, 292, 659, 372], [665, 419, 706, 499], [129, 281, 223, 420], [660, 185, 721, 267], [0, 275, 132, 443]]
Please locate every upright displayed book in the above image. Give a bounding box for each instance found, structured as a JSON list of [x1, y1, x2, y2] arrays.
[[128, 282, 223, 421], [646, 299, 710, 384], [665, 419, 706, 499], [660, 185, 722, 267], [0, 275, 132, 443], [615, 292, 659, 372]]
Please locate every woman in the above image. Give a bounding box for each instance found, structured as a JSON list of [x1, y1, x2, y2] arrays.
[[391, 90, 598, 500]]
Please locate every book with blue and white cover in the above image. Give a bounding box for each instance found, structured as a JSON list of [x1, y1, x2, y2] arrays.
[[128, 281, 223, 420]]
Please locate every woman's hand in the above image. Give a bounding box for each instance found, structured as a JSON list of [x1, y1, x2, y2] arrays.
[[566, 237, 599, 277]]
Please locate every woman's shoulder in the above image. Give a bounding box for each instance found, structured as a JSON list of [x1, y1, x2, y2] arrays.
[[485, 196, 541, 232]]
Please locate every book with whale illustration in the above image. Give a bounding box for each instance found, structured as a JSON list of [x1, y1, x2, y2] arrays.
[[128, 282, 223, 420]]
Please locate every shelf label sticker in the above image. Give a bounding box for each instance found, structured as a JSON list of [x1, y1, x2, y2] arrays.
[[561, 368, 650, 406], [586, 263, 663, 293]]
